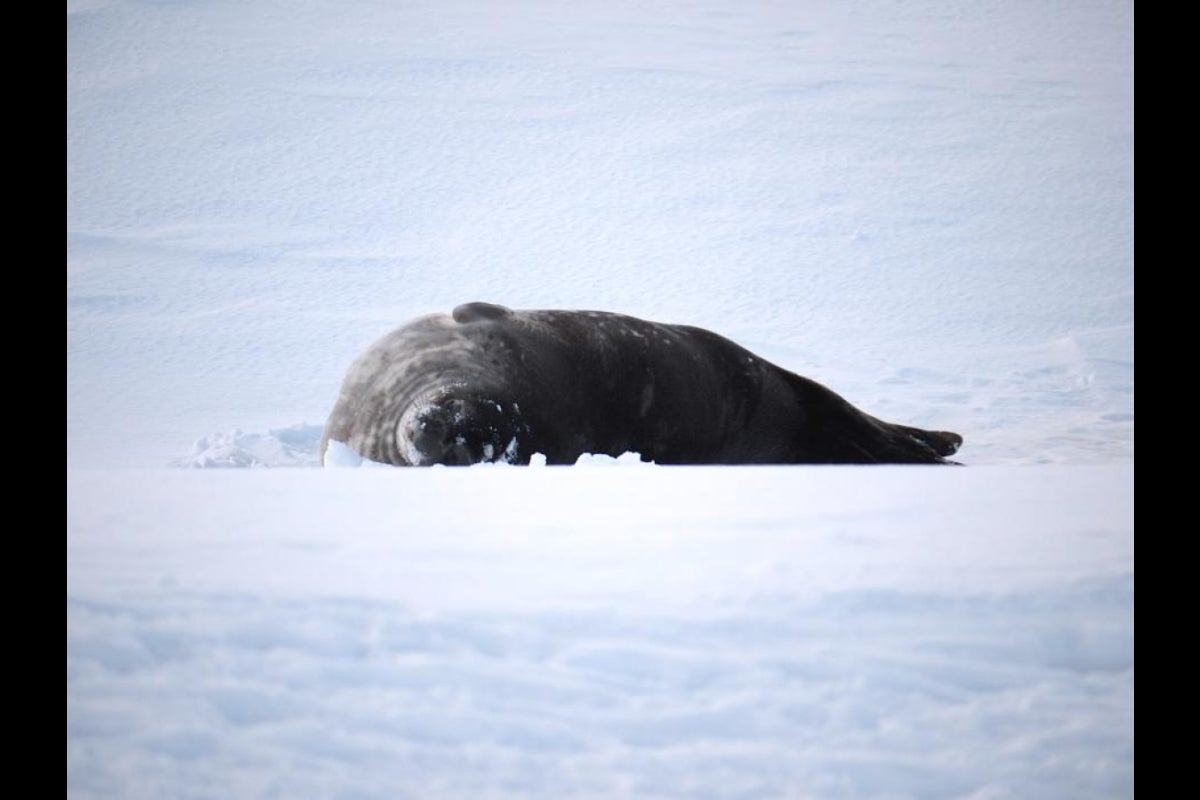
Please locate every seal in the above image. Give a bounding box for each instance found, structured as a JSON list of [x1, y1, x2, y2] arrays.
[[321, 302, 964, 466]]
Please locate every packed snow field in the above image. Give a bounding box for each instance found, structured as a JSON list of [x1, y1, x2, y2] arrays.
[[67, 0, 1133, 797], [68, 466, 1133, 800]]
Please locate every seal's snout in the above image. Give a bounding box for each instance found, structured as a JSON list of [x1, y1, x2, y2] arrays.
[[399, 394, 519, 466]]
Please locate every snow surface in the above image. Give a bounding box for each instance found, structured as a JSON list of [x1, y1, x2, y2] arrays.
[[69, 466, 1133, 800], [68, 0, 1133, 797]]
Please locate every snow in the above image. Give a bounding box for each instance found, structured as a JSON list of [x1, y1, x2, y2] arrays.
[[322, 437, 393, 469], [68, 0, 1132, 797], [68, 466, 1132, 800]]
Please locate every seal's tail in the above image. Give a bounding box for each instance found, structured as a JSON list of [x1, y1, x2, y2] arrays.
[[851, 419, 964, 465], [894, 425, 962, 458], [782, 372, 965, 465]]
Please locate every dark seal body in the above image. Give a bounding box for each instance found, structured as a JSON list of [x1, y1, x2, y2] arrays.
[[321, 302, 963, 466]]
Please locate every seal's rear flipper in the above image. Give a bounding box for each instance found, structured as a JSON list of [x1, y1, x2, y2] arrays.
[[896, 426, 963, 457]]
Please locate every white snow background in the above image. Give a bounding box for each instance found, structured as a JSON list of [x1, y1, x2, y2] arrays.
[[67, 1, 1134, 798]]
